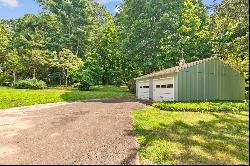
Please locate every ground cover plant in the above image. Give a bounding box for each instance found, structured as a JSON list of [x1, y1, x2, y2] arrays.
[[153, 101, 248, 113]]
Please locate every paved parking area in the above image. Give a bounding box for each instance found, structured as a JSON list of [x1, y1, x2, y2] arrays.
[[0, 99, 146, 165]]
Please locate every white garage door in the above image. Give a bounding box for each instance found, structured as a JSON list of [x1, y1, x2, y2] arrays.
[[138, 81, 149, 100], [154, 78, 174, 101]]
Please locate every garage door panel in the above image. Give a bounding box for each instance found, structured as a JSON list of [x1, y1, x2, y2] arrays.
[[154, 79, 174, 101], [138, 82, 149, 100]]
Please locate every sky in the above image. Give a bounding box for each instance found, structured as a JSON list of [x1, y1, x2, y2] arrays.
[[0, 0, 221, 19]]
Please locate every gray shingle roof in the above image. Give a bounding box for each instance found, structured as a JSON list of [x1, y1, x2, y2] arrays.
[[135, 57, 218, 80]]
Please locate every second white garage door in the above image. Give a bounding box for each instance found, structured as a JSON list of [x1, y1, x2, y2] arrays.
[[153, 78, 174, 101], [138, 81, 149, 100]]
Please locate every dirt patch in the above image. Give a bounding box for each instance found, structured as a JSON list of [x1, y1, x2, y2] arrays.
[[0, 99, 146, 165]]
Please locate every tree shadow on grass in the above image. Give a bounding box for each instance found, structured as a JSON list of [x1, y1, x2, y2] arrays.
[[60, 90, 151, 105], [135, 113, 249, 165], [77, 98, 152, 105]]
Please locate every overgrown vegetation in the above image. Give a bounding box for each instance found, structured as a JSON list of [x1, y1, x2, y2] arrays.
[[133, 107, 249, 165], [0, 86, 135, 109], [153, 101, 249, 113], [127, 79, 136, 94]]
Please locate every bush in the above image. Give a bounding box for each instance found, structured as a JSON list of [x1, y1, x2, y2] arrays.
[[115, 78, 123, 87], [153, 101, 248, 113], [78, 80, 91, 91], [73, 82, 80, 88], [2, 81, 12, 87], [15, 78, 47, 89], [128, 78, 136, 94]]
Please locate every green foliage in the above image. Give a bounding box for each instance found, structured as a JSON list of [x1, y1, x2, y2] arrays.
[[82, 57, 103, 85], [0, 72, 11, 85], [78, 80, 91, 91], [0, 0, 248, 91], [36, 0, 101, 58], [0, 3, 103, 87], [133, 107, 249, 164], [3, 49, 22, 72], [210, 0, 249, 95], [52, 48, 83, 86], [86, 15, 121, 85], [115, 78, 123, 87], [70, 65, 94, 86], [54, 49, 83, 71], [127, 78, 136, 94], [4, 13, 63, 84], [1, 49, 22, 85], [153, 101, 248, 113], [0, 21, 10, 55], [29, 49, 50, 78], [116, 0, 212, 81], [0, 86, 135, 109], [15, 79, 47, 89], [73, 82, 80, 88]]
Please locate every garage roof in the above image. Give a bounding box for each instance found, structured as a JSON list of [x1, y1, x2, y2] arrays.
[[135, 57, 218, 80]]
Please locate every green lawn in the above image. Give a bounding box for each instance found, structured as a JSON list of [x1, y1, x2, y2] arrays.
[[0, 85, 135, 109], [133, 107, 249, 165]]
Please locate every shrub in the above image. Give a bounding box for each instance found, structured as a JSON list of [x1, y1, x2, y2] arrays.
[[73, 82, 80, 88], [115, 78, 123, 87], [2, 81, 12, 87], [15, 78, 47, 89], [153, 101, 248, 113], [128, 78, 136, 94], [78, 80, 91, 91]]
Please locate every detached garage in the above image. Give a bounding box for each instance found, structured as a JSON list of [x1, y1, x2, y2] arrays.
[[135, 57, 245, 102]]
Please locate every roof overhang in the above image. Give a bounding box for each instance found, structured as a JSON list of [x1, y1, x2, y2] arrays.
[[135, 57, 218, 80]]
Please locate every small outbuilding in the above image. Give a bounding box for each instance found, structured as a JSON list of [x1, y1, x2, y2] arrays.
[[135, 57, 245, 101]]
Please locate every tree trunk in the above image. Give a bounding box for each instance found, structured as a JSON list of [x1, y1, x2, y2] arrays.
[[13, 71, 16, 86], [62, 68, 68, 87], [33, 68, 36, 79], [76, 39, 80, 56], [65, 68, 68, 87], [59, 76, 62, 86], [60, 69, 63, 86]]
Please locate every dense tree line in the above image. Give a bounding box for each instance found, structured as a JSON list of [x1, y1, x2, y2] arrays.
[[0, 0, 248, 92], [116, 0, 212, 80]]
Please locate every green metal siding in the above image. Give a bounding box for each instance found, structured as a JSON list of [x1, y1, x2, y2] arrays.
[[178, 71, 184, 101], [177, 59, 245, 101], [174, 73, 178, 101], [197, 63, 204, 100]]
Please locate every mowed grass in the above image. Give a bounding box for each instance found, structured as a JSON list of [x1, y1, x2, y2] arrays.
[[133, 107, 249, 165], [0, 85, 135, 109]]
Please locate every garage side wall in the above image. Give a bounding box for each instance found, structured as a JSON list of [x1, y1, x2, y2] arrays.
[[136, 80, 139, 98], [177, 59, 245, 101]]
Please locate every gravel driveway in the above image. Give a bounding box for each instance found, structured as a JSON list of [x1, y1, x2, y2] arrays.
[[0, 99, 146, 165]]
